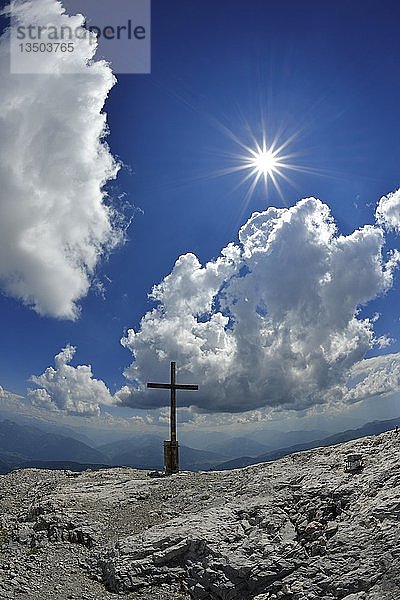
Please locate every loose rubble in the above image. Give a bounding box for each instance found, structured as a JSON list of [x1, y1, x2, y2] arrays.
[[0, 431, 399, 599]]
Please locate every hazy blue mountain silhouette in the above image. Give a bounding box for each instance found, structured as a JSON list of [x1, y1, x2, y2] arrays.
[[1, 416, 399, 474], [0, 422, 228, 472], [100, 435, 228, 471], [215, 417, 400, 470], [0, 420, 108, 467], [206, 437, 271, 458]]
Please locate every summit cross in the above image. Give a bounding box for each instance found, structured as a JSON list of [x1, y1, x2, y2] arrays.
[[147, 361, 198, 474]]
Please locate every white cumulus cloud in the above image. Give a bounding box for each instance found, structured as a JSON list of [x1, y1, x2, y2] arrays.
[[28, 345, 113, 415], [116, 197, 398, 414], [376, 189, 400, 233], [0, 0, 121, 319], [345, 352, 400, 403]]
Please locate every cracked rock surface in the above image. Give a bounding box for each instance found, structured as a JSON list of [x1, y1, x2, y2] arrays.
[[1, 431, 400, 599]]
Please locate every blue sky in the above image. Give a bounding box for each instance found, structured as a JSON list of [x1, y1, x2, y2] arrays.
[[1, 0, 400, 429]]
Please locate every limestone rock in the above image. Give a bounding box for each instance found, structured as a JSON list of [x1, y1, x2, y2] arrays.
[[0, 432, 399, 599]]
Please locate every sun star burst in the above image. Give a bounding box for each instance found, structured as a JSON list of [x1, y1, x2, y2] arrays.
[[195, 119, 312, 205], [233, 134, 292, 201], [246, 141, 281, 181]]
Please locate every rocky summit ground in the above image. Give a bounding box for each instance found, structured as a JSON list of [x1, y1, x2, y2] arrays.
[[0, 431, 399, 600]]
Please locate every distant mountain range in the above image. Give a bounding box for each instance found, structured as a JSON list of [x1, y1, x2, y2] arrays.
[[0, 416, 399, 474], [0, 420, 228, 473], [98, 435, 228, 471], [205, 437, 272, 458], [214, 416, 400, 470], [203, 429, 332, 457], [0, 420, 108, 473]]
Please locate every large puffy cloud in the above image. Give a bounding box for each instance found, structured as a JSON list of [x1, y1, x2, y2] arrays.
[[28, 345, 113, 415], [116, 197, 399, 414], [376, 189, 400, 233], [0, 0, 121, 319]]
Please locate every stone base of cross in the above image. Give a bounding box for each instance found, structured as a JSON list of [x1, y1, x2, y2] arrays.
[[163, 440, 179, 474]]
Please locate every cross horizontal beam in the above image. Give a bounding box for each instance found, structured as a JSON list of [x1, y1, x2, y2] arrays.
[[147, 382, 199, 391]]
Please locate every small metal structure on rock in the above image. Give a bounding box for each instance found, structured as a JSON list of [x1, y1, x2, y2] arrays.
[[147, 361, 198, 475], [345, 453, 364, 473]]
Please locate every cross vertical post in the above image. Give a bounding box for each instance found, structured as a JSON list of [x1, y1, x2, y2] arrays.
[[170, 361, 176, 443], [147, 361, 198, 475]]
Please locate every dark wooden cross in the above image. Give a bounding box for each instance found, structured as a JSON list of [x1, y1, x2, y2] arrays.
[[147, 361, 198, 474]]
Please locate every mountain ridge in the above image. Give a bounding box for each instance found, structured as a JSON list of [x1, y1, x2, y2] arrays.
[[215, 415, 400, 469], [1, 416, 399, 474]]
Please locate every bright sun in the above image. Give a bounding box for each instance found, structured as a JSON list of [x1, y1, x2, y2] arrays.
[[247, 143, 280, 179], [208, 121, 305, 202], [236, 136, 290, 199]]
